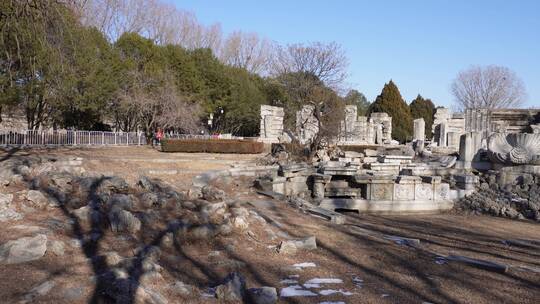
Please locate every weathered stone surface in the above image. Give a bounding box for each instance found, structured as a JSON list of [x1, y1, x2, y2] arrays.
[[63, 286, 85, 301], [48, 240, 65, 256], [25, 190, 50, 208], [278, 236, 317, 254], [140, 192, 159, 208], [99, 176, 129, 194], [0, 193, 22, 222], [201, 185, 226, 201], [0, 193, 13, 206], [106, 194, 133, 211], [108, 209, 141, 233], [169, 281, 194, 296], [21, 280, 56, 303], [0, 234, 48, 264], [247, 287, 278, 304], [215, 272, 246, 302]]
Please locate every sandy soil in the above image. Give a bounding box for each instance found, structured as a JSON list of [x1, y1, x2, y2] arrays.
[[0, 147, 539, 304]]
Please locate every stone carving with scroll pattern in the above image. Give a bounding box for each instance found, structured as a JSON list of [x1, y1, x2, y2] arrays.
[[487, 133, 540, 165]]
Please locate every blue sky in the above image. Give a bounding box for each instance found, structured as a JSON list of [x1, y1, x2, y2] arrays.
[[169, 0, 539, 108]]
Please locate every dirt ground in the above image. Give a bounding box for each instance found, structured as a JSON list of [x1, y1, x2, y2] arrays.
[[0, 146, 539, 304]]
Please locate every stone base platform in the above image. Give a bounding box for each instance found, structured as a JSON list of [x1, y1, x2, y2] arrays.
[[319, 198, 454, 214]]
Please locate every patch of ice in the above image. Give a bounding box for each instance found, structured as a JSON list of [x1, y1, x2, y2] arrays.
[[319, 289, 353, 296], [293, 262, 316, 269], [303, 283, 321, 288], [381, 293, 390, 298], [280, 279, 298, 284], [305, 278, 343, 284], [319, 302, 346, 304], [280, 285, 318, 297]]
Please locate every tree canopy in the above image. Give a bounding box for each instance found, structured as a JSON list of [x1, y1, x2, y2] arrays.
[[409, 94, 435, 139], [369, 80, 413, 142]]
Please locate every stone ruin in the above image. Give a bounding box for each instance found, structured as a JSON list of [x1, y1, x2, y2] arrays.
[[259, 105, 285, 143], [431, 107, 465, 151], [259, 104, 393, 145], [258, 148, 463, 214], [431, 107, 540, 152], [340, 105, 392, 145]]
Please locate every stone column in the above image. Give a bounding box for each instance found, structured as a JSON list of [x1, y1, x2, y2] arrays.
[[438, 122, 447, 147], [413, 118, 425, 141], [312, 174, 330, 199]]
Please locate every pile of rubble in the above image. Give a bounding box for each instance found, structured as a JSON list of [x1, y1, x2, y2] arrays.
[[454, 173, 540, 221], [0, 152, 289, 303]]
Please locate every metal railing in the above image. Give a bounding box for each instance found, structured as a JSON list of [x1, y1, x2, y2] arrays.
[[0, 130, 147, 146]]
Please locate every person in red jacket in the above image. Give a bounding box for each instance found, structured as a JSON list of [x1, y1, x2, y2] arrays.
[[156, 128, 164, 144]]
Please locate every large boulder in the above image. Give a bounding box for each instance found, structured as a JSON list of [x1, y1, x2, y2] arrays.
[[0, 234, 48, 264], [0, 193, 22, 222]]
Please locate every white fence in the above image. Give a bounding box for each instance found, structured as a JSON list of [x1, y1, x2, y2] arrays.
[[0, 130, 147, 146]]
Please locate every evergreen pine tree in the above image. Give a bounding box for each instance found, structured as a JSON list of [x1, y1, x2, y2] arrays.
[[409, 94, 435, 139], [368, 80, 413, 142]]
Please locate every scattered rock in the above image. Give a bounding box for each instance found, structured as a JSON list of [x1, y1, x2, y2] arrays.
[[215, 272, 246, 302], [201, 185, 226, 201], [104, 251, 124, 267], [140, 192, 159, 208], [107, 194, 134, 211], [109, 209, 141, 233], [136, 286, 168, 304], [25, 190, 50, 209], [48, 240, 65, 256], [232, 216, 249, 230], [0, 193, 14, 206], [0, 234, 48, 264], [248, 287, 278, 304], [169, 281, 194, 296], [278, 236, 317, 254], [63, 286, 85, 301], [21, 280, 56, 303], [99, 176, 129, 194]]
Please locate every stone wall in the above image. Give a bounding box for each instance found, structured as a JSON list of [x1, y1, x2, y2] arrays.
[[259, 105, 284, 143]]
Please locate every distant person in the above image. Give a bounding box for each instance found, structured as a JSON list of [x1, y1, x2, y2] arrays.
[[156, 128, 164, 145]]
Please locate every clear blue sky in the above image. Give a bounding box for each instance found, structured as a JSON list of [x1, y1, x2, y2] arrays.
[[169, 0, 539, 108]]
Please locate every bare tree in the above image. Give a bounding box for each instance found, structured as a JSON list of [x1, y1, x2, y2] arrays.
[[74, 0, 223, 52], [220, 31, 272, 74], [271, 41, 348, 88], [451, 65, 527, 110], [115, 71, 201, 138]]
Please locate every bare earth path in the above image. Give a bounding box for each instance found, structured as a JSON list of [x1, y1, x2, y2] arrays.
[[0, 147, 538, 303]]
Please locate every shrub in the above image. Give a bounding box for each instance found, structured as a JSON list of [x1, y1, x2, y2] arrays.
[[161, 139, 264, 154]]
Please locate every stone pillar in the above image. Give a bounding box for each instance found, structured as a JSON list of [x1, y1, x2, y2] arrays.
[[312, 174, 330, 199], [413, 118, 425, 141], [439, 122, 447, 147]]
